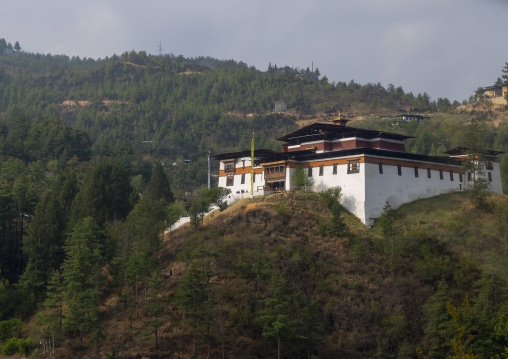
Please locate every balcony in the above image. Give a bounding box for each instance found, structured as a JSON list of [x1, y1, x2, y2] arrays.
[[264, 165, 286, 182]]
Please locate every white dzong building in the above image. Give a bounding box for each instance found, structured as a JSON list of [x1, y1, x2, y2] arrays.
[[214, 116, 503, 226]]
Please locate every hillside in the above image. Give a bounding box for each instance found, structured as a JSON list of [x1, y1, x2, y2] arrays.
[[1, 40, 508, 358], [50, 191, 508, 359], [2, 41, 507, 196]]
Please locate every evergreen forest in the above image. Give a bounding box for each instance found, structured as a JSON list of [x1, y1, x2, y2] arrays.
[[1, 38, 508, 358]]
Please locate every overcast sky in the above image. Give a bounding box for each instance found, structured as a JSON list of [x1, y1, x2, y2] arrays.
[[2, 0, 507, 102]]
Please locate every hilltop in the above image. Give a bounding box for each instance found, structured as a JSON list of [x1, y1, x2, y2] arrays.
[[54, 191, 508, 359]]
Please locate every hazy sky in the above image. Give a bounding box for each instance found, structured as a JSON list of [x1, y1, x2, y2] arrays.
[[2, 0, 507, 102]]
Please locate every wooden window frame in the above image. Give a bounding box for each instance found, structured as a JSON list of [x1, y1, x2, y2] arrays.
[[439, 169, 443, 180], [486, 161, 493, 170], [449, 171, 454, 181], [308, 166, 312, 177], [319, 165, 324, 176], [224, 160, 235, 173], [427, 168, 431, 178], [459, 173, 463, 182], [333, 163, 338, 175], [414, 167, 419, 178], [226, 175, 234, 186], [488, 172, 492, 182], [378, 163, 383, 174], [241, 173, 245, 184], [397, 165, 402, 176], [347, 160, 360, 174]]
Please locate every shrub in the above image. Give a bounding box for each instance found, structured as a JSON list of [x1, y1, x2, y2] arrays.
[[1, 337, 19, 356], [0, 319, 22, 341], [1, 337, 32, 356]]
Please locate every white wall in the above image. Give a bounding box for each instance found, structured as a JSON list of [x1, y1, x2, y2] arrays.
[[219, 156, 263, 195], [363, 162, 463, 226], [463, 162, 503, 194], [219, 155, 504, 226], [286, 161, 367, 224]]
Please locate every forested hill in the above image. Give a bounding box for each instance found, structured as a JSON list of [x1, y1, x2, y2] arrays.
[[1, 38, 488, 193], [1, 39, 508, 358]]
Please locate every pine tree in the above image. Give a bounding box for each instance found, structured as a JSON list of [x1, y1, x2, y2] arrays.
[[461, 119, 491, 210], [422, 279, 454, 358], [143, 162, 174, 204], [291, 165, 313, 192], [70, 159, 133, 228], [175, 260, 210, 356], [257, 270, 297, 359], [37, 270, 65, 354], [61, 217, 104, 344], [140, 271, 166, 356]]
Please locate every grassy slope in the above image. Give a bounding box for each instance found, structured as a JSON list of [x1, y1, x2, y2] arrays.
[[63, 191, 508, 359]]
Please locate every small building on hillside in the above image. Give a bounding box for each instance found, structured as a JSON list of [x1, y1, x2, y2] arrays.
[[382, 114, 430, 125], [213, 115, 503, 226], [483, 85, 508, 99]]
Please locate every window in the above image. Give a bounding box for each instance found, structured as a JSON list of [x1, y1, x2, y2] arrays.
[[397, 165, 402, 176], [486, 161, 493, 170], [378, 163, 383, 174], [241, 173, 245, 184], [459, 173, 463, 182], [414, 167, 419, 178], [449, 171, 454, 181], [242, 160, 246, 169], [308, 166, 312, 177], [488, 172, 492, 182], [333, 163, 337, 175], [427, 168, 431, 178], [439, 169, 443, 180], [224, 161, 235, 172], [253, 173, 255, 183], [319, 165, 324, 176], [226, 175, 234, 186], [468, 172, 472, 181], [348, 160, 360, 174]]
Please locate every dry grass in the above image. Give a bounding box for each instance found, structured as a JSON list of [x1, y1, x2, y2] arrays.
[[52, 190, 508, 358]]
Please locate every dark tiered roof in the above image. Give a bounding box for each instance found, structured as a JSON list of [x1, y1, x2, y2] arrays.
[[259, 148, 462, 166], [444, 147, 504, 157], [212, 149, 279, 161], [276, 122, 413, 144]]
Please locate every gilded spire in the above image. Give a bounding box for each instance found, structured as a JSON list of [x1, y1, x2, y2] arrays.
[[331, 111, 349, 126]]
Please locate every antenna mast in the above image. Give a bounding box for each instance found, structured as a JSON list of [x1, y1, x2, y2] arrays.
[[157, 41, 164, 56]]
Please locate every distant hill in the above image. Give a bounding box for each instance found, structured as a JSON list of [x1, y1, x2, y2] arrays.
[[3, 40, 499, 194]]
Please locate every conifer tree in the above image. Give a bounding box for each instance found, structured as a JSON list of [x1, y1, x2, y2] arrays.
[[143, 162, 174, 204], [257, 270, 297, 359], [70, 158, 133, 228], [19, 169, 78, 305], [37, 270, 65, 352], [140, 271, 166, 355], [175, 260, 210, 356], [61, 217, 104, 344], [291, 165, 313, 192], [422, 279, 454, 358], [461, 119, 491, 210]]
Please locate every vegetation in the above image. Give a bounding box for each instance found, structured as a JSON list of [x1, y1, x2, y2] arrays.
[[1, 37, 508, 357]]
